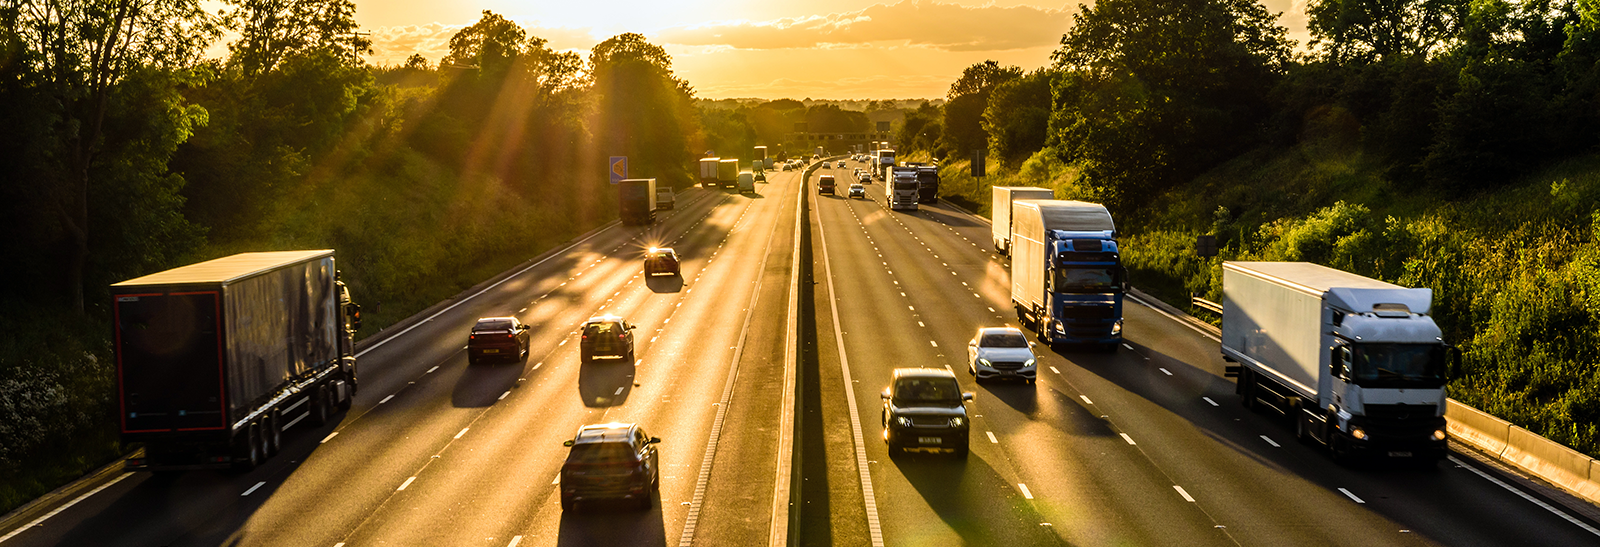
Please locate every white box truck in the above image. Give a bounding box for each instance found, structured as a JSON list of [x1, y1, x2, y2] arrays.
[[991, 186, 1055, 254], [699, 157, 721, 188], [1222, 261, 1451, 462]]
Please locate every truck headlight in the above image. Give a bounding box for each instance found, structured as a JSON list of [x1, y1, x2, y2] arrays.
[[1350, 426, 1367, 440], [1054, 321, 1066, 332], [1111, 320, 1123, 335], [1432, 429, 1447, 441], [896, 416, 912, 427], [949, 417, 965, 427]]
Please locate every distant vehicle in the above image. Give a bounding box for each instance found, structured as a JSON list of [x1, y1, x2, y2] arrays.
[[112, 250, 360, 471], [875, 148, 896, 175], [1011, 200, 1123, 350], [754, 170, 766, 182], [738, 172, 756, 194], [848, 183, 865, 198], [644, 247, 680, 277], [468, 316, 531, 365], [718, 158, 739, 190], [881, 368, 973, 456], [811, 154, 820, 161], [915, 166, 940, 204], [991, 186, 1054, 254], [815, 146, 825, 158], [753, 145, 768, 170], [837, 160, 847, 168], [888, 166, 918, 210], [1223, 262, 1451, 463], [858, 172, 872, 184], [967, 327, 1037, 384], [817, 174, 836, 195], [699, 158, 720, 188], [618, 178, 656, 225], [655, 185, 675, 210], [580, 315, 636, 363], [560, 422, 661, 510]]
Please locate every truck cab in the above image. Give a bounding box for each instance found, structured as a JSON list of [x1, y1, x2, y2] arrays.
[[1039, 231, 1125, 348], [888, 167, 919, 210]]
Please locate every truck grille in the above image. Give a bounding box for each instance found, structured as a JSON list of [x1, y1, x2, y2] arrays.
[[1363, 404, 1435, 420], [1058, 306, 1115, 320]]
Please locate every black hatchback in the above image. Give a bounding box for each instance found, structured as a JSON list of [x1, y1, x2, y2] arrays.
[[580, 315, 635, 363], [560, 422, 661, 510]]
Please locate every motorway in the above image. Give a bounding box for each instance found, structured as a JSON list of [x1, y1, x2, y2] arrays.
[[4, 159, 1600, 546]]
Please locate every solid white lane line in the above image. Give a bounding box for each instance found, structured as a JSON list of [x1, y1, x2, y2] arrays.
[[1261, 435, 1280, 448], [241, 481, 266, 496], [321, 432, 339, 443], [1159, 368, 1172, 376], [1203, 397, 1219, 407], [508, 536, 524, 547], [0, 472, 134, 543], [1449, 456, 1600, 537], [498, 391, 510, 401], [355, 224, 614, 358], [397, 477, 416, 491], [379, 395, 394, 404], [1338, 488, 1364, 503], [1174, 485, 1195, 502], [987, 431, 998, 444], [1018, 483, 1034, 499], [1050, 366, 1061, 374], [455, 428, 469, 440], [1080, 395, 1093, 405], [1120, 433, 1137, 445], [426, 365, 439, 374]]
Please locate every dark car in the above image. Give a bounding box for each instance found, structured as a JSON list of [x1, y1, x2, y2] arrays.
[[580, 315, 636, 363], [468, 316, 530, 365], [644, 247, 680, 277], [881, 368, 974, 456], [560, 422, 661, 510], [818, 174, 836, 195]]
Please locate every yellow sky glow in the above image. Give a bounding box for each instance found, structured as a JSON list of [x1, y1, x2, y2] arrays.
[[353, 0, 1311, 100]]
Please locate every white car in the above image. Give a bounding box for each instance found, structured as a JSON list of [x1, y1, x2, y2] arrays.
[[967, 327, 1037, 384], [847, 183, 865, 198], [655, 186, 675, 210]]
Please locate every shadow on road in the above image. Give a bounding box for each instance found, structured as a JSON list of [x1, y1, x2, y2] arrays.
[[892, 451, 1069, 546], [556, 490, 666, 547], [644, 274, 683, 293], [452, 357, 525, 408], [917, 204, 984, 228], [577, 358, 637, 408], [979, 378, 1039, 416]]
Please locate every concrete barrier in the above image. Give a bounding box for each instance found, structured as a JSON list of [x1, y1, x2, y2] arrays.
[[1501, 426, 1600, 504], [1445, 399, 1512, 457]]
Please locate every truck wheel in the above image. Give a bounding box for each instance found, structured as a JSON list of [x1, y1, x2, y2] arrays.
[[265, 409, 282, 457], [1239, 370, 1256, 410], [234, 423, 263, 472], [311, 386, 331, 426], [337, 381, 354, 411]]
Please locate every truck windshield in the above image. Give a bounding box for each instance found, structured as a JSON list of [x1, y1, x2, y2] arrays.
[[1053, 268, 1118, 291], [1352, 343, 1447, 387]]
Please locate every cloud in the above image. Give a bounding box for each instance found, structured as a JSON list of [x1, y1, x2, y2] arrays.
[[366, 22, 599, 67], [656, 1, 1074, 52]]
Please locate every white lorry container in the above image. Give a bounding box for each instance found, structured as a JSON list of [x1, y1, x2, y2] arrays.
[[1222, 261, 1451, 462], [699, 158, 721, 187], [991, 186, 1055, 254]]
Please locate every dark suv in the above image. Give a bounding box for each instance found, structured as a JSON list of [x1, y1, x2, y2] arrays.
[[467, 317, 530, 365], [881, 368, 974, 456], [560, 422, 661, 510], [580, 315, 636, 363], [644, 247, 680, 277]]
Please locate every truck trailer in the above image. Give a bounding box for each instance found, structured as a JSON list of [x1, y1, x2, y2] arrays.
[[1222, 261, 1451, 462], [888, 166, 919, 211], [113, 250, 361, 471], [1010, 200, 1124, 350], [991, 186, 1055, 254], [618, 178, 657, 225], [718, 159, 739, 190], [915, 166, 940, 204], [753, 146, 768, 171], [699, 157, 721, 188], [875, 149, 896, 180]]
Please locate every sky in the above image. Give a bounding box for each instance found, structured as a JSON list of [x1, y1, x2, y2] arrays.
[[353, 0, 1311, 100]]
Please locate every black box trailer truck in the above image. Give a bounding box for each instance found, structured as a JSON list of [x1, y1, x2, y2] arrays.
[[113, 250, 361, 471]]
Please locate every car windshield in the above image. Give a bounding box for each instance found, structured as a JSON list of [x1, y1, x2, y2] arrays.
[[474, 319, 512, 331], [648, 251, 673, 259], [1351, 343, 1447, 387], [1053, 268, 1118, 291], [566, 442, 637, 464], [979, 333, 1029, 348], [893, 377, 961, 405]]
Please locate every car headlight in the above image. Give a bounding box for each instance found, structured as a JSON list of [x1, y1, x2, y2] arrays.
[[1023, 359, 1035, 368], [978, 358, 991, 367], [1432, 429, 1447, 441], [1350, 426, 1367, 440], [949, 417, 965, 427], [1111, 320, 1123, 335], [896, 416, 912, 427]]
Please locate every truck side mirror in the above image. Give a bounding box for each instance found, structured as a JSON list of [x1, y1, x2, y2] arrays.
[[349, 303, 363, 330]]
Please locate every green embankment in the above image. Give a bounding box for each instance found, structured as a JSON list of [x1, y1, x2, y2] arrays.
[[934, 143, 1600, 459]]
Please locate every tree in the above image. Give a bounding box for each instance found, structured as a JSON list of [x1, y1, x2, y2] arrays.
[[403, 53, 428, 70], [983, 69, 1057, 165], [445, 10, 527, 76], [225, 0, 371, 76], [942, 61, 1022, 157], [1049, 0, 1291, 212], [589, 33, 698, 186], [1306, 0, 1470, 63], [10, 0, 219, 311]]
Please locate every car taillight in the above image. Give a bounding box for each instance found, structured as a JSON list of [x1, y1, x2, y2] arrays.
[[620, 334, 626, 339], [470, 335, 476, 340], [506, 333, 514, 339]]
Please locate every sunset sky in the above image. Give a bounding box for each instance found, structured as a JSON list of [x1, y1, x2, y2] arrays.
[[352, 0, 1311, 100]]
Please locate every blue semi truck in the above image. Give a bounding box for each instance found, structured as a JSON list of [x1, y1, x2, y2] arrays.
[[1009, 200, 1125, 351]]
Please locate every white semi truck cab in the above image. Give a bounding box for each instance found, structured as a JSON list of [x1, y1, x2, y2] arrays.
[[1222, 261, 1451, 463]]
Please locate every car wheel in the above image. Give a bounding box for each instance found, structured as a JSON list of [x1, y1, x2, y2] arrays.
[[467, 354, 477, 366], [955, 443, 970, 458]]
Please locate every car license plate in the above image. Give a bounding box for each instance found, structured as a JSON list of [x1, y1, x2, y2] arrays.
[[917, 437, 942, 444], [1000, 371, 1014, 376], [482, 349, 499, 353], [1388, 451, 1412, 458]]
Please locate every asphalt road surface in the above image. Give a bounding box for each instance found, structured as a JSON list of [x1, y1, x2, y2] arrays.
[[4, 159, 1600, 546]]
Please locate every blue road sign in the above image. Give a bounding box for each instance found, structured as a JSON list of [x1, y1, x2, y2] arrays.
[[610, 156, 627, 184]]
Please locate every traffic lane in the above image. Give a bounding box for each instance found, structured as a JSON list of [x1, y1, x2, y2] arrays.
[[323, 181, 780, 545], [692, 169, 802, 544], [832, 194, 1230, 546], [815, 190, 1062, 546]]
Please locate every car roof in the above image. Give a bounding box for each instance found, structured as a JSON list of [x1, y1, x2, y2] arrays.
[[475, 316, 516, 325], [585, 314, 625, 324], [977, 327, 1024, 337], [892, 367, 957, 380], [571, 422, 638, 444]]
